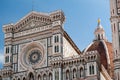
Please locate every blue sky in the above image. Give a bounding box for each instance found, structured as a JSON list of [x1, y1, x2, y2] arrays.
[[0, 0, 111, 68]]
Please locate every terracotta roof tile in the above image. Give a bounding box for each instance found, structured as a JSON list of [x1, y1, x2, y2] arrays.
[[105, 41, 114, 78], [87, 41, 108, 69], [86, 40, 114, 78]]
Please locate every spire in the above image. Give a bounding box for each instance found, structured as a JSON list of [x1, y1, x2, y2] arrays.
[[94, 19, 107, 41]]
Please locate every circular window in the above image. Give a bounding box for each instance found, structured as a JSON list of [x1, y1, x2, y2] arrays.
[[20, 42, 44, 69], [28, 50, 42, 65]]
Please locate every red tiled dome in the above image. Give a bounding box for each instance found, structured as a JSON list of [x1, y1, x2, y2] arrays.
[[84, 40, 114, 78]]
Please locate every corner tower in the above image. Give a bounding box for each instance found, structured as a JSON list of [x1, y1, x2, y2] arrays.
[[110, 0, 120, 79]]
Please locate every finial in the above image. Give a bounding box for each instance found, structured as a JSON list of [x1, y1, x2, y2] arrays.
[[97, 18, 101, 25]]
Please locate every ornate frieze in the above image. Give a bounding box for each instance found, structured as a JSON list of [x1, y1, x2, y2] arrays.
[[50, 50, 99, 68], [14, 24, 52, 38]]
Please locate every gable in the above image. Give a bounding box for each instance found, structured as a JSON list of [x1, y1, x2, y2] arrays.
[[3, 10, 65, 34], [63, 31, 81, 57], [18, 20, 47, 32], [13, 11, 51, 33]]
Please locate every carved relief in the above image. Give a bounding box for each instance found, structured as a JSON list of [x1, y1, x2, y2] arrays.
[[52, 20, 61, 27], [19, 20, 47, 32], [14, 24, 52, 38]]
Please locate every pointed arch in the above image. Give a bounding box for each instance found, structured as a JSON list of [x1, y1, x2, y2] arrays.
[[66, 70, 70, 80], [49, 73, 52, 80], [98, 34, 100, 40], [43, 74, 47, 80], [73, 68, 76, 79], [80, 67, 84, 78], [38, 75, 41, 80], [28, 72, 34, 80]]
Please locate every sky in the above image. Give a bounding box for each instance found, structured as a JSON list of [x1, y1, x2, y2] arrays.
[[0, 0, 111, 68]]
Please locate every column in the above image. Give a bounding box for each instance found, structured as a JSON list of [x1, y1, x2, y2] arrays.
[[94, 62, 97, 75], [70, 68, 72, 80], [63, 69, 65, 80], [59, 68, 61, 80], [53, 69, 55, 80]]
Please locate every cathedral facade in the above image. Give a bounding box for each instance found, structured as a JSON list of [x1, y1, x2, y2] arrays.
[[0, 1, 118, 78], [0, 10, 114, 80]]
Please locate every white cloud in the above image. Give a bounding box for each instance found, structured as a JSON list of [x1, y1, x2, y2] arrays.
[[0, 50, 4, 64]]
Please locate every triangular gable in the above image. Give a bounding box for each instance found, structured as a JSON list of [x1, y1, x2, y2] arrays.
[[63, 31, 81, 57], [13, 11, 51, 32], [3, 10, 65, 33]]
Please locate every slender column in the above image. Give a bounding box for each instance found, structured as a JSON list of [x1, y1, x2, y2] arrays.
[[59, 68, 61, 80], [63, 69, 65, 80], [94, 62, 97, 75], [70, 68, 72, 80], [53, 69, 55, 80]]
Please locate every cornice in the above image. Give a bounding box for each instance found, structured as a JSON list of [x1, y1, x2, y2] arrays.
[[3, 10, 65, 34]]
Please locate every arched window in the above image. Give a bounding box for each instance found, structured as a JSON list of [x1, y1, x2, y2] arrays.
[[89, 65, 94, 75], [101, 34, 103, 39], [55, 46, 57, 52], [54, 35, 59, 43], [73, 68, 76, 79], [54, 36, 57, 43], [23, 77, 25, 80], [55, 46, 59, 53], [0, 76, 2, 80], [56, 36, 59, 42], [89, 66, 92, 75], [49, 73, 52, 80], [43, 74, 47, 80], [6, 47, 10, 54], [92, 65, 94, 74], [98, 34, 100, 40], [18, 78, 20, 80], [5, 56, 9, 63], [28, 73, 34, 80], [66, 70, 70, 80], [116, 50, 118, 57], [57, 45, 59, 52], [80, 67, 84, 78], [38, 75, 41, 80]]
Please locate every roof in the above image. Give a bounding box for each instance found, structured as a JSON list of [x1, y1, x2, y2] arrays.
[[3, 10, 65, 33], [63, 31, 81, 55], [84, 40, 114, 78]]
